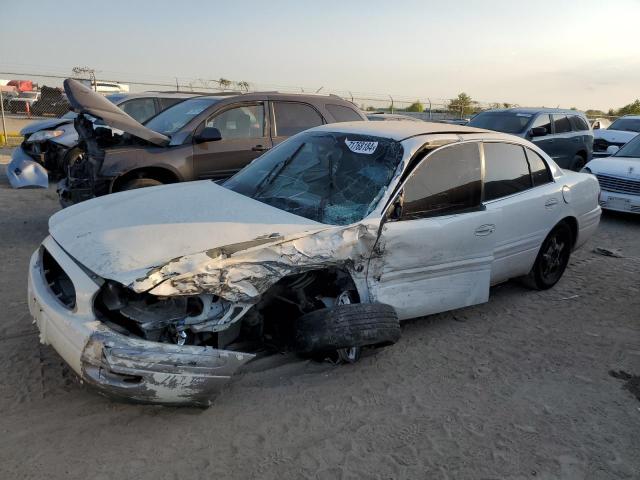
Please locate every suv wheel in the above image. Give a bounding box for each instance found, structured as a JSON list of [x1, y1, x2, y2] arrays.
[[120, 178, 163, 191]]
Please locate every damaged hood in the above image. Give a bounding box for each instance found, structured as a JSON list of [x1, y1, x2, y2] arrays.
[[63, 78, 170, 147], [49, 181, 324, 289], [20, 117, 73, 136]]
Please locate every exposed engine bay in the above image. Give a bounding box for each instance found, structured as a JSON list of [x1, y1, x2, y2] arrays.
[[93, 269, 357, 354]]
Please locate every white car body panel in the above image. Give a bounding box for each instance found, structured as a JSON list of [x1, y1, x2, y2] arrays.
[[593, 129, 638, 157], [28, 121, 601, 404]]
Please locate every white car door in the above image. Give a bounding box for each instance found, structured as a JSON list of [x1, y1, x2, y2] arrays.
[[367, 142, 498, 320], [481, 142, 562, 284]]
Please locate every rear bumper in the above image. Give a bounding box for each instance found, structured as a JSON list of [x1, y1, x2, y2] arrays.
[[576, 205, 601, 249], [28, 236, 254, 406]]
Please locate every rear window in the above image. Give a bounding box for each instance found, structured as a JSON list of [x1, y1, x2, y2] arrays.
[[483, 143, 532, 201], [326, 104, 363, 122], [468, 112, 531, 134], [570, 115, 590, 131], [273, 102, 324, 136], [552, 115, 571, 134]]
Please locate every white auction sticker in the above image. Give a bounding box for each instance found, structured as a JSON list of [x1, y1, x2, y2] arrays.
[[345, 138, 378, 154]]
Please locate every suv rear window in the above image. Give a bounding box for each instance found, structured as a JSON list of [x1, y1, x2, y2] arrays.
[[570, 115, 590, 131], [273, 102, 324, 136], [326, 104, 362, 122], [468, 112, 532, 134], [552, 115, 571, 134]]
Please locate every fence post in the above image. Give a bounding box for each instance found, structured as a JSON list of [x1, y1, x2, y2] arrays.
[[427, 98, 432, 120], [0, 89, 6, 146], [389, 95, 394, 114]]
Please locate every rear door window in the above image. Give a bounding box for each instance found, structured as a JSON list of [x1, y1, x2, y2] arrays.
[[570, 115, 590, 131], [400, 142, 482, 219], [552, 114, 571, 134], [326, 104, 363, 122], [483, 142, 532, 201], [525, 148, 553, 186], [273, 102, 324, 136], [158, 97, 185, 111]]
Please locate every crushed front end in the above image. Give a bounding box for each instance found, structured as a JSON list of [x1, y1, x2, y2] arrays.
[[28, 236, 255, 406]]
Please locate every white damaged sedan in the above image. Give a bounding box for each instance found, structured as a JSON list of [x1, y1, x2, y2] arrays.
[[28, 121, 601, 405]]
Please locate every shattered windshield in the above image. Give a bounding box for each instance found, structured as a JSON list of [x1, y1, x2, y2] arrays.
[[224, 131, 403, 225], [144, 97, 218, 135]]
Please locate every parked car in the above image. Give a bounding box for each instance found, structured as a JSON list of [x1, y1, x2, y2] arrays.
[[366, 112, 423, 122], [590, 118, 611, 130], [30, 86, 70, 116], [57, 78, 367, 206], [28, 121, 601, 405], [583, 133, 640, 213], [8, 90, 40, 113], [468, 108, 593, 170], [7, 90, 204, 188], [592, 115, 640, 158], [77, 78, 130, 94]]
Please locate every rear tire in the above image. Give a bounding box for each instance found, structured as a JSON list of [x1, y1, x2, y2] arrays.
[[295, 303, 400, 355], [119, 178, 163, 191], [522, 222, 572, 290], [570, 154, 586, 171]]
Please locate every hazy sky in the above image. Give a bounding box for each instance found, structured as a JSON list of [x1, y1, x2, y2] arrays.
[[1, 0, 639, 110]]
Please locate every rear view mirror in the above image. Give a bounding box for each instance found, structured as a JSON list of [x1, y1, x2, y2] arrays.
[[194, 127, 222, 144], [529, 127, 547, 137]]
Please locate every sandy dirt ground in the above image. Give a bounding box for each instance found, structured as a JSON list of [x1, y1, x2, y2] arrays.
[[0, 151, 638, 480]]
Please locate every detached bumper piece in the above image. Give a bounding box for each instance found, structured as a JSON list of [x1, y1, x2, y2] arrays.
[[6, 146, 49, 189], [81, 330, 254, 407]]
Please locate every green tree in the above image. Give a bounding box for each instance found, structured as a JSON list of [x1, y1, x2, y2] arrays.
[[448, 92, 475, 117], [617, 99, 640, 116], [405, 100, 424, 112], [585, 109, 607, 117], [218, 78, 232, 89]]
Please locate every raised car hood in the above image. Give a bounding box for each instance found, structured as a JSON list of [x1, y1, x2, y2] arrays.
[[586, 156, 640, 178], [594, 129, 638, 144], [63, 78, 169, 147], [49, 181, 324, 289]]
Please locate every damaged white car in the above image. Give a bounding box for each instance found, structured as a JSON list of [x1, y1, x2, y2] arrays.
[[28, 121, 601, 406]]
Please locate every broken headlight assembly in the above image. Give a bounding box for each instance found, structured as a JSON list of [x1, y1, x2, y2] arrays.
[[26, 130, 65, 143], [95, 281, 250, 345]]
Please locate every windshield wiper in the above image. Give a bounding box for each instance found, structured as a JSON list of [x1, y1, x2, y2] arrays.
[[253, 143, 305, 198]]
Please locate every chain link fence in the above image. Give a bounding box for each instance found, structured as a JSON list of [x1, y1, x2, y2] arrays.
[[0, 69, 616, 146]]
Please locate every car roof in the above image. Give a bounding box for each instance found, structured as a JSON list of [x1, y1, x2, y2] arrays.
[[106, 91, 206, 103], [310, 120, 493, 141], [618, 115, 640, 119], [479, 107, 586, 115]]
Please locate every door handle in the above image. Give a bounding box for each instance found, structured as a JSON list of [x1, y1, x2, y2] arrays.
[[252, 145, 270, 152], [475, 224, 495, 236], [545, 198, 559, 209]]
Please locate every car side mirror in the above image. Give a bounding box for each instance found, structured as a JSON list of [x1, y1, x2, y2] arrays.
[[606, 145, 620, 155], [387, 195, 404, 221], [529, 127, 547, 137], [194, 127, 222, 144]]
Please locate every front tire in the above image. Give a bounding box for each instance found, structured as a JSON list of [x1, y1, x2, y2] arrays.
[[524, 223, 573, 290], [294, 303, 400, 357]]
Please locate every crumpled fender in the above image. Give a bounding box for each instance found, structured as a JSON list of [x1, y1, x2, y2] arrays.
[[132, 222, 380, 303], [6, 147, 49, 189]]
